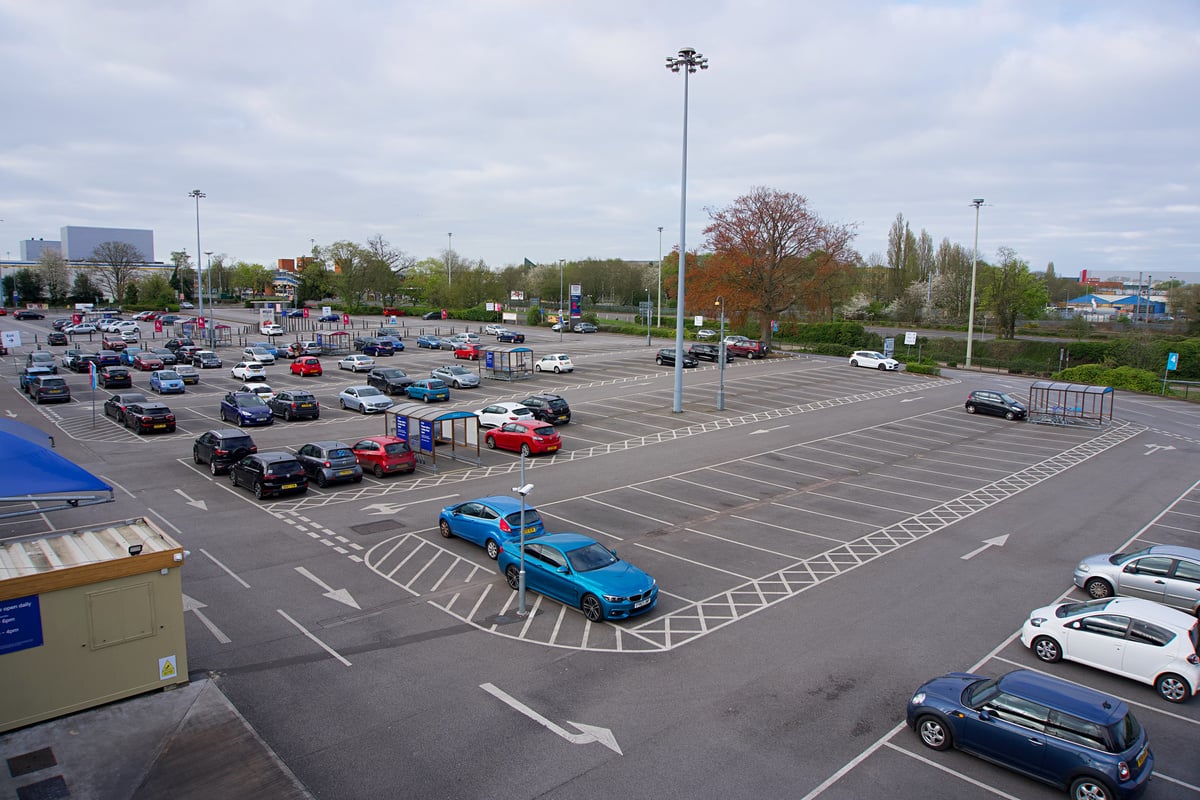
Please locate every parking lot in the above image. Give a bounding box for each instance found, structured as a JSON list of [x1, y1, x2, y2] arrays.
[[3, 310, 1199, 799]]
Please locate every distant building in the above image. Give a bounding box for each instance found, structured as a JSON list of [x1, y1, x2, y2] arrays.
[[19, 238, 61, 261], [61, 226, 154, 262]]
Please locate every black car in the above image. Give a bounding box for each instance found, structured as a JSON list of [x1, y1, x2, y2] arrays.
[[163, 337, 194, 353], [688, 343, 727, 363], [150, 347, 178, 366], [99, 365, 133, 389], [521, 393, 572, 424], [358, 338, 395, 357], [123, 402, 176, 434], [28, 375, 71, 404], [422, 310, 444, 320], [46, 332, 69, 346], [192, 351, 222, 368], [71, 353, 102, 373], [497, 330, 525, 343], [367, 367, 415, 395], [295, 441, 363, 487], [656, 348, 698, 368], [14, 309, 45, 320], [268, 390, 321, 421], [229, 452, 309, 499], [965, 390, 1027, 421], [193, 429, 258, 475], [104, 392, 149, 420]]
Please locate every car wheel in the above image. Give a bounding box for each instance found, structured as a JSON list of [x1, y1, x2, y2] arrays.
[[373, 464, 384, 478], [850, 359, 859, 367], [655, 357, 664, 365], [229, 470, 238, 487], [317, 473, 328, 488], [193, 449, 202, 464], [210, 459, 220, 476], [534, 364, 542, 372], [423, 394, 430, 403], [253, 482, 264, 500], [439, 519, 452, 538], [580, 594, 603, 622], [915, 715, 952, 751], [504, 565, 521, 590], [1084, 578, 1113, 599], [1031, 636, 1062, 663], [965, 404, 977, 414], [1069, 777, 1115, 800], [553, 366, 562, 373], [1156, 673, 1191, 703], [485, 436, 496, 449], [360, 405, 367, 414], [1005, 411, 1016, 420], [486, 539, 500, 560], [520, 443, 532, 457], [340, 399, 347, 409], [877, 363, 886, 370], [285, 409, 293, 421]]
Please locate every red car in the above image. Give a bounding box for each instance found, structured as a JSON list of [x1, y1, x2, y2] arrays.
[[483, 419, 561, 456], [454, 344, 482, 361], [133, 353, 165, 371], [351, 436, 417, 477], [290, 356, 323, 376]]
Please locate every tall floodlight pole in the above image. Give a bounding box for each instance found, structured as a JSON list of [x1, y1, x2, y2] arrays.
[[665, 46, 708, 414], [188, 189, 205, 327], [514, 462, 533, 616], [657, 226, 664, 328], [716, 295, 726, 411], [204, 250, 213, 336], [447, 232, 453, 286], [558, 259, 565, 343], [964, 198, 984, 368]]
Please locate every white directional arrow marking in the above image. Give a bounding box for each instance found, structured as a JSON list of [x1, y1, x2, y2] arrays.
[[4, 409, 16, 418], [749, 425, 789, 436], [1144, 444, 1177, 456], [183, 594, 231, 643], [899, 397, 924, 403], [961, 534, 1010, 561], [295, 566, 361, 609], [361, 502, 414, 516], [173, 488, 208, 511], [481, 683, 622, 754]]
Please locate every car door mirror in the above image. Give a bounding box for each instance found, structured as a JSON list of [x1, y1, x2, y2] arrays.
[[978, 709, 992, 721], [556, 566, 569, 575]]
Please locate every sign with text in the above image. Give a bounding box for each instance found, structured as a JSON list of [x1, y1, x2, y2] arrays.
[[904, 331, 917, 346], [0, 595, 43, 656], [419, 420, 433, 453], [395, 415, 408, 441]]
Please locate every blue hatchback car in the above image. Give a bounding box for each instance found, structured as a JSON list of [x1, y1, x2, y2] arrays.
[[438, 496, 545, 559], [907, 669, 1153, 800], [149, 369, 185, 394], [496, 533, 658, 622], [405, 379, 450, 403], [219, 391, 275, 427]]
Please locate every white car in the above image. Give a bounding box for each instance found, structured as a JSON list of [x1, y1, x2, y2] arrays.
[[339, 385, 393, 414], [722, 334, 750, 347], [243, 346, 276, 365], [447, 332, 480, 345], [230, 361, 267, 381], [113, 320, 140, 331], [697, 329, 717, 340], [848, 350, 900, 371], [120, 329, 141, 343], [475, 402, 535, 429], [1020, 596, 1200, 703], [534, 354, 574, 374], [239, 383, 275, 402], [260, 322, 284, 336], [484, 324, 504, 335], [339, 354, 376, 372]]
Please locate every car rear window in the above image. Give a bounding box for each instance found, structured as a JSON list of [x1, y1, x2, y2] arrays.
[[292, 393, 315, 402], [222, 436, 255, 450], [383, 441, 410, 455], [1107, 712, 1143, 753], [41, 378, 66, 387], [547, 398, 568, 409], [328, 448, 353, 459], [533, 425, 556, 436], [266, 461, 304, 477], [503, 510, 542, 527]]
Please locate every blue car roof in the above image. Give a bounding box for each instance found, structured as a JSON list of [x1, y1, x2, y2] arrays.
[[998, 670, 1128, 725], [536, 533, 598, 550], [458, 496, 529, 514]]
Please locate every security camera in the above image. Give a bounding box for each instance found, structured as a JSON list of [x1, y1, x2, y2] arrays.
[[514, 483, 534, 497]]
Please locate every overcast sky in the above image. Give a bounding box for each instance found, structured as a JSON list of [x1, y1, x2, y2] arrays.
[[2, 1, 1197, 284]]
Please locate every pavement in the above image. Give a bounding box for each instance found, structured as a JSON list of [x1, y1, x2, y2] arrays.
[[0, 676, 313, 800]]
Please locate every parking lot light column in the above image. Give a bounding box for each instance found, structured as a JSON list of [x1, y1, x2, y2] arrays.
[[657, 226, 664, 329], [514, 469, 533, 617], [965, 198, 984, 369], [716, 296, 725, 411], [188, 189, 205, 326]]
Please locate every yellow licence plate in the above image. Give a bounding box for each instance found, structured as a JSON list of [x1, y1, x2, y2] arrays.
[[152, 424, 166, 429], [282, 483, 298, 490], [1137, 747, 1148, 768]]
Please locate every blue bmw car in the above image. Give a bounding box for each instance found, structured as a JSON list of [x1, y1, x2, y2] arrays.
[[149, 369, 186, 394], [438, 496, 545, 559], [496, 533, 658, 621], [416, 334, 442, 349]]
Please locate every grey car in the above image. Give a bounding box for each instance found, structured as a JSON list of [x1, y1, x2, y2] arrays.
[[295, 440, 363, 487], [431, 364, 480, 389], [1074, 544, 1200, 616]]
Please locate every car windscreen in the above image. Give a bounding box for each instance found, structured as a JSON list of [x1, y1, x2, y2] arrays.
[[238, 394, 267, 407], [566, 542, 618, 572]]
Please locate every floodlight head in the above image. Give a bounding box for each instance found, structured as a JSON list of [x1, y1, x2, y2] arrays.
[[972, 198, 985, 206]]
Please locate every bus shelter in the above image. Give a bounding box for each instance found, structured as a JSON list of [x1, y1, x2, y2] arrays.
[[385, 403, 480, 472], [316, 330, 352, 356], [1028, 381, 1114, 427], [479, 346, 534, 382]]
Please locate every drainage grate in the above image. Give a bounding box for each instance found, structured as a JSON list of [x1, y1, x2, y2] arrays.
[[8, 748, 57, 778], [16, 775, 70, 800], [350, 521, 403, 536]]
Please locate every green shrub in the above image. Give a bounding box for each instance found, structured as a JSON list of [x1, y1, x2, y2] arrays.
[[903, 362, 941, 376]]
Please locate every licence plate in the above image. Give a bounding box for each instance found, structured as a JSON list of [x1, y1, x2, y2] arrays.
[[338, 469, 355, 476], [1137, 747, 1148, 768], [523, 526, 538, 535], [548, 445, 559, 452], [153, 424, 166, 429], [634, 597, 652, 609], [300, 403, 314, 408], [282, 483, 298, 490]]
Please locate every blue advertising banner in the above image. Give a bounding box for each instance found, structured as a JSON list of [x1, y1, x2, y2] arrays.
[[0, 595, 43, 656], [570, 284, 582, 320], [396, 415, 408, 440], [419, 420, 433, 452], [485, 351, 495, 369]]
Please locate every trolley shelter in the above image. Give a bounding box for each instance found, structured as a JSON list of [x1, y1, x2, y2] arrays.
[[316, 330, 351, 356], [1027, 381, 1114, 427], [479, 346, 534, 382], [385, 403, 480, 471]]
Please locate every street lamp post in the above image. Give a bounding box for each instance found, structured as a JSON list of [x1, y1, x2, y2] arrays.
[[665, 47, 708, 414], [657, 226, 664, 329], [188, 190, 205, 331], [558, 259, 565, 343], [716, 296, 726, 411], [204, 250, 213, 341], [447, 232, 453, 286], [646, 290, 652, 346], [514, 461, 533, 616], [964, 198, 984, 369]]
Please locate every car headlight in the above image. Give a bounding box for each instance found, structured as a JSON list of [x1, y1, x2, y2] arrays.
[[910, 691, 926, 706], [1076, 563, 1090, 573], [602, 594, 622, 602], [1028, 617, 1046, 627]]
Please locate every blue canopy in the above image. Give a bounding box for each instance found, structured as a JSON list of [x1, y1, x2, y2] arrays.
[[0, 420, 114, 519]]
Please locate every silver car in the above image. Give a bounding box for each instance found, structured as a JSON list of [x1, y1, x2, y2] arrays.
[[1074, 545, 1200, 616], [431, 364, 480, 389], [338, 385, 393, 414]]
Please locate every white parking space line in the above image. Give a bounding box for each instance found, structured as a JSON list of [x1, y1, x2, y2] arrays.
[[839, 480, 944, 504], [631, 541, 755, 581], [803, 489, 910, 515], [667, 475, 757, 499], [911, 455, 1018, 474], [786, 446, 884, 467], [766, 503, 881, 529], [683, 525, 829, 559], [537, 511, 625, 542], [276, 609, 352, 667], [825, 436, 919, 459], [584, 496, 671, 525], [628, 485, 717, 513], [729, 515, 854, 544], [881, 741, 1024, 799]]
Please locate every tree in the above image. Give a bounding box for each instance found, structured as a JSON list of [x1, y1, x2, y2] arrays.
[[69, 272, 102, 306], [138, 273, 176, 308], [168, 250, 196, 303], [980, 247, 1048, 338], [88, 241, 145, 302], [700, 187, 858, 343], [38, 250, 70, 305], [297, 262, 334, 304], [14, 269, 45, 303]]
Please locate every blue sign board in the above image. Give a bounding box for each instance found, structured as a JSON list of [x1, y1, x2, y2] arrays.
[[1167, 352, 1179, 371], [419, 420, 433, 453], [395, 415, 408, 440], [0, 595, 43, 656], [485, 351, 495, 369]]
